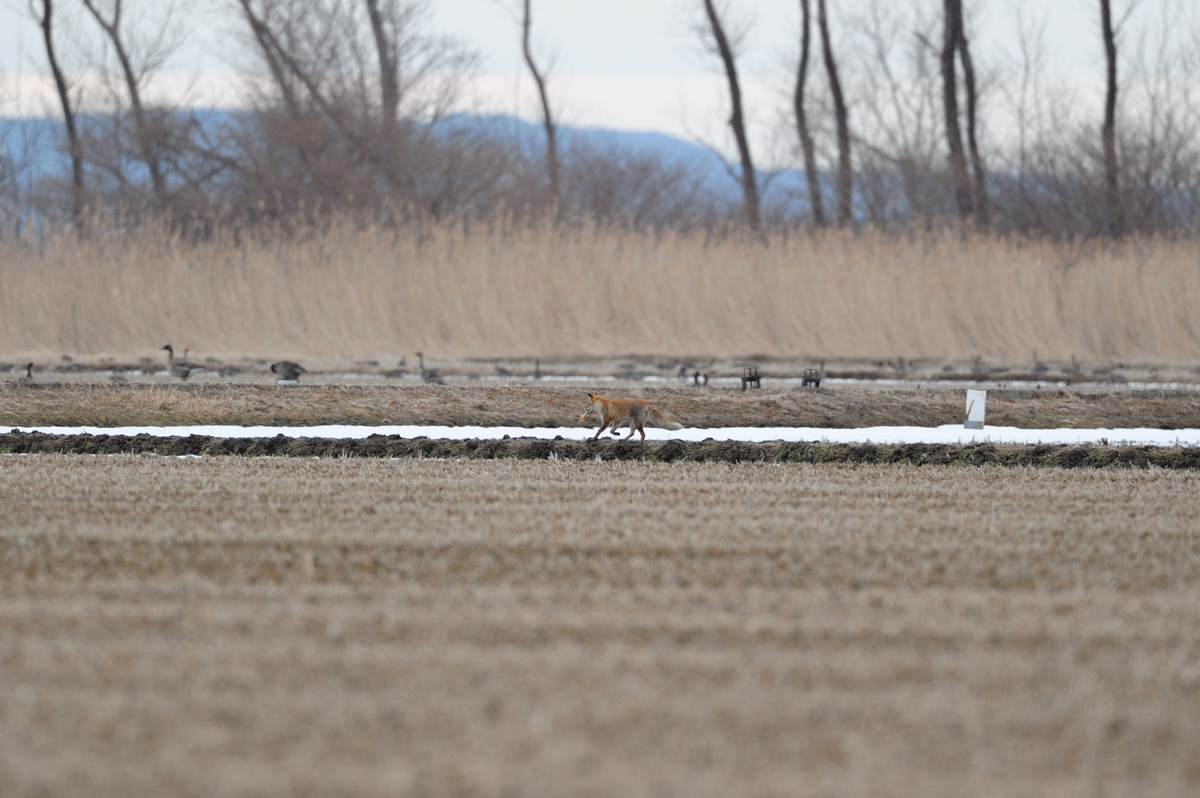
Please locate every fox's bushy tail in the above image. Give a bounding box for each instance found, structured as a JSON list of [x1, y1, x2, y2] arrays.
[[652, 408, 683, 430]]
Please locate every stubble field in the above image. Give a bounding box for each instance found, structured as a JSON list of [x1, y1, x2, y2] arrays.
[[3, 454, 1200, 796]]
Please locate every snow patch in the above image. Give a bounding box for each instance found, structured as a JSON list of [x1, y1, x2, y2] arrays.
[[7, 424, 1199, 447]]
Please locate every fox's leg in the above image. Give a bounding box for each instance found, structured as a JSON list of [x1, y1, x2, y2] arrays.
[[592, 419, 611, 440], [636, 421, 646, 441]]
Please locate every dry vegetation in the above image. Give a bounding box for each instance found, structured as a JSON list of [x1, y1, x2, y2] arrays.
[[1, 455, 1199, 796], [4, 382, 1200, 430], [2, 224, 1199, 365]]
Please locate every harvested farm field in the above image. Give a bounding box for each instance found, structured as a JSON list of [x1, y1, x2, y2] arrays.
[[4, 381, 1200, 429], [2, 455, 1200, 797]]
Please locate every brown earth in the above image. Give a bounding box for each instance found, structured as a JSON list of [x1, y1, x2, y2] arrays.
[[4, 431, 1200, 469], [2, 456, 1199, 796], [3, 381, 1200, 429]]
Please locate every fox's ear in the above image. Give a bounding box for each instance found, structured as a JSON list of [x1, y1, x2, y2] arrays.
[[586, 393, 595, 400]]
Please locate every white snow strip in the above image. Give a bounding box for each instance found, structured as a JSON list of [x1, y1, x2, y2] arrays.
[[6, 424, 1199, 446]]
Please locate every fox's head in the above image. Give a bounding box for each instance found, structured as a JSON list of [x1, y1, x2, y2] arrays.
[[579, 393, 598, 422]]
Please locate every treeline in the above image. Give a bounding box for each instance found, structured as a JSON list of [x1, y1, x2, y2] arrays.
[[1, 0, 1198, 238]]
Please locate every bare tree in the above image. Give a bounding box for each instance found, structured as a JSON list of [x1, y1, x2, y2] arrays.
[[957, 3, 988, 226], [366, 0, 400, 135], [563, 144, 719, 230], [1097, 0, 1200, 234], [817, 0, 852, 227], [228, 0, 485, 218], [80, 0, 167, 207], [29, 0, 85, 225], [237, 0, 302, 119], [793, 0, 825, 227], [941, 0, 973, 222], [1099, 0, 1121, 236], [1005, 2, 1045, 214], [851, 1, 945, 227], [520, 0, 560, 218], [990, 1, 1068, 234], [702, 0, 761, 232]]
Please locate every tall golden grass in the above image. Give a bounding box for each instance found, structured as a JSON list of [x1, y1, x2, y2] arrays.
[[1, 220, 1196, 362]]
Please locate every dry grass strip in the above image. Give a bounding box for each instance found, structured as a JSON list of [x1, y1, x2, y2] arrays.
[[3, 382, 1200, 429]]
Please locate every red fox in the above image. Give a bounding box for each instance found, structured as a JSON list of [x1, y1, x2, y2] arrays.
[[578, 393, 683, 441]]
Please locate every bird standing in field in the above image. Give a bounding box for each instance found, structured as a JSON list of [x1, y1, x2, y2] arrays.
[[416, 351, 445, 384], [162, 344, 203, 381], [17, 363, 34, 385], [1031, 350, 1049, 374], [270, 360, 307, 383]]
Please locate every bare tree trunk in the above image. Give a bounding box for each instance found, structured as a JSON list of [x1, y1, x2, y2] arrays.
[[364, 0, 403, 139], [31, 0, 84, 226], [521, 0, 560, 220], [366, 0, 400, 134], [817, 0, 851, 227], [365, 0, 419, 202], [941, 0, 973, 222], [1099, 0, 1122, 236], [793, 0, 825, 228], [957, 9, 989, 228], [81, 0, 167, 209], [237, 0, 302, 119], [703, 0, 761, 232]]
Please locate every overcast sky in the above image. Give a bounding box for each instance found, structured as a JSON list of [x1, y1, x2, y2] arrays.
[[0, 0, 1189, 153]]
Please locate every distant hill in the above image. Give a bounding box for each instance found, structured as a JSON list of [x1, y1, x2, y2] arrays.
[[0, 109, 243, 185], [438, 113, 812, 212], [0, 110, 813, 214]]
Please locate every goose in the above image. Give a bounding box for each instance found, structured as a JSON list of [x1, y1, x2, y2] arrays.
[[270, 360, 307, 383], [1031, 350, 1049, 374], [17, 362, 34, 385], [384, 356, 409, 378], [532, 358, 543, 379], [416, 351, 445, 384], [162, 344, 203, 381]]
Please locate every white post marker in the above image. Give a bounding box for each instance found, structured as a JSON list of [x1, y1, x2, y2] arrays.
[[965, 389, 986, 430]]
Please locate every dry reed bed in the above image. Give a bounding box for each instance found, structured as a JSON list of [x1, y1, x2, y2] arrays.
[[4, 382, 1200, 429], [2, 223, 1198, 363], [2, 455, 1199, 796]]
